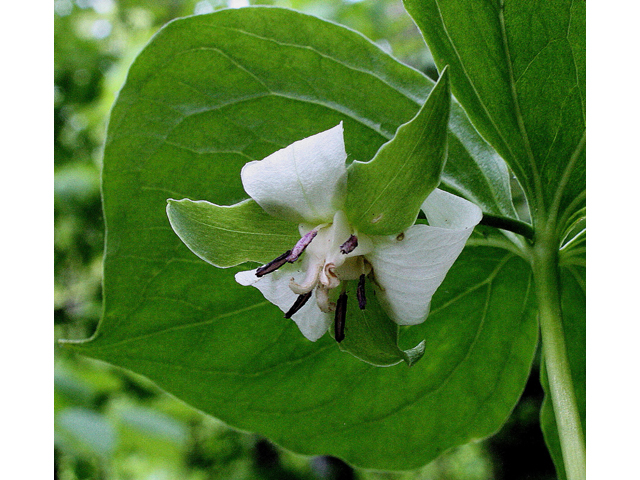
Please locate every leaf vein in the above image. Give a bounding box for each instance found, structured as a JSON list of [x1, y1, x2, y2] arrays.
[[431, 0, 519, 166], [306, 253, 519, 434], [87, 301, 272, 351]]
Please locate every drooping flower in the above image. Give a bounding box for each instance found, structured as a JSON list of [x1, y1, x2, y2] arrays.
[[228, 122, 482, 342]]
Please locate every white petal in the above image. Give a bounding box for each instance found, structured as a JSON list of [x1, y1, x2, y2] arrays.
[[241, 123, 347, 223], [367, 189, 482, 325], [292, 300, 333, 342], [234, 265, 332, 341], [421, 188, 483, 230], [235, 269, 263, 287]]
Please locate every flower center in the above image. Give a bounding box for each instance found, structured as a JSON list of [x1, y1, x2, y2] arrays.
[[256, 210, 373, 339], [289, 210, 372, 312]]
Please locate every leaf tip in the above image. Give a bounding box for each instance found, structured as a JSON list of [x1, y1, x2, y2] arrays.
[[402, 339, 426, 367], [166, 198, 182, 215]]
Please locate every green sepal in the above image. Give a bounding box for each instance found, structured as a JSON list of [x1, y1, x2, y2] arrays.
[[345, 67, 450, 235], [337, 281, 426, 367], [401, 340, 427, 367], [166, 198, 300, 268]]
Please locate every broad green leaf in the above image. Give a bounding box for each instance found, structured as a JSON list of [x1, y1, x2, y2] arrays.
[[540, 266, 586, 480], [104, 6, 515, 221], [67, 8, 537, 469], [440, 101, 516, 219], [71, 242, 537, 470], [166, 198, 300, 268], [337, 281, 426, 367], [404, 0, 586, 224], [346, 68, 449, 235]]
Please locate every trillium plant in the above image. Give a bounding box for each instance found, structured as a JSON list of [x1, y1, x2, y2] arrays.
[[66, 2, 585, 479], [168, 118, 482, 361]]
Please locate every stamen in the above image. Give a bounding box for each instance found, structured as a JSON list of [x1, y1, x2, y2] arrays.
[[334, 292, 347, 343], [256, 250, 292, 277], [287, 230, 318, 263], [339, 234, 358, 254], [284, 291, 312, 319], [357, 274, 366, 310]]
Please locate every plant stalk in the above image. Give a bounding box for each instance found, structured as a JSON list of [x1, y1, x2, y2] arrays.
[[479, 213, 534, 240], [533, 233, 586, 480]]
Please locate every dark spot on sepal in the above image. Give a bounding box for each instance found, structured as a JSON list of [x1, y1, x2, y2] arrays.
[[371, 213, 383, 224]]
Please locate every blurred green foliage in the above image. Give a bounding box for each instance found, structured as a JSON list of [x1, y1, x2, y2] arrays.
[[54, 1, 552, 478]]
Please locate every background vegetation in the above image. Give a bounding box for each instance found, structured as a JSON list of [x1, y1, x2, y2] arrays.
[[54, 0, 556, 478]]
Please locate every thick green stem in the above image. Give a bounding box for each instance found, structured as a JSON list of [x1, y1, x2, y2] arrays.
[[533, 233, 585, 480]]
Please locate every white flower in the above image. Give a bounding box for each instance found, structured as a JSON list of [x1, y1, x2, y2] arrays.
[[234, 123, 482, 342]]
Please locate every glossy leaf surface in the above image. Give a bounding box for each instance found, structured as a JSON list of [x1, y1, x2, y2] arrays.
[[404, 0, 586, 222]]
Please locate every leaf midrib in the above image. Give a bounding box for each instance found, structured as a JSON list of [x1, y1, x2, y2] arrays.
[[430, 0, 520, 168], [84, 301, 272, 351]]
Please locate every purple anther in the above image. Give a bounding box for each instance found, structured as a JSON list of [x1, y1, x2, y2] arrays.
[[357, 274, 366, 310], [284, 291, 312, 319], [287, 230, 318, 263], [339, 234, 358, 255], [334, 292, 348, 343], [256, 250, 292, 277]]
